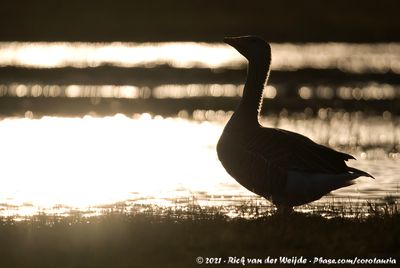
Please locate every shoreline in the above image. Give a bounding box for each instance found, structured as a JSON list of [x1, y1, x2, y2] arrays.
[[0, 207, 399, 267]]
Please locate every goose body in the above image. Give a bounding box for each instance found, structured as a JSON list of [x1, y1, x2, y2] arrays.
[[217, 36, 373, 212]]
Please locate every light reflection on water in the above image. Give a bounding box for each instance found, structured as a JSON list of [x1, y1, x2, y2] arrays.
[[1, 42, 400, 73], [1, 41, 399, 218], [0, 114, 399, 217], [1, 83, 398, 101]]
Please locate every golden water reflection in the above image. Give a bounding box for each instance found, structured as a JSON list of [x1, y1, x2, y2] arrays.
[[1, 42, 400, 73], [0, 114, 232, 216], [1, 83, 398, 101], [0, 114, 399, 217]]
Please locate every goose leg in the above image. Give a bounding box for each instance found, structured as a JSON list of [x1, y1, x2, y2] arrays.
[[276, 204, 294, 214]]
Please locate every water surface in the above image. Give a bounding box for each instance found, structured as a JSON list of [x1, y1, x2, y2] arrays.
[[0, 114, 398, 217], [1, 42, 400, 73], [0, 41, 399, 217]]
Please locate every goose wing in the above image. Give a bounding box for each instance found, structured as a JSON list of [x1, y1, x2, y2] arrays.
[[247, 127, 356, 174]]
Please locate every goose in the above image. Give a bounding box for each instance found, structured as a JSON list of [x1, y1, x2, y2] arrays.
[[216, 36, 374, 213]]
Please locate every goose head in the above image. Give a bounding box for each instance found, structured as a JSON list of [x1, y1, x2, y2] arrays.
[[224, 36, 271, 65]]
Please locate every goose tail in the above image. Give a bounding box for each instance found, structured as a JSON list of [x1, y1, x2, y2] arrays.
[[284, 171, 359, 206]]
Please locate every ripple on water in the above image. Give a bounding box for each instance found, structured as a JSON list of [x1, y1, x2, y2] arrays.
[[0, 113, 398, 217]]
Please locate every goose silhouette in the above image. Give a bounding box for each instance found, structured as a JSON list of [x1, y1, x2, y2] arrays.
[[217, 36, 374, 213]]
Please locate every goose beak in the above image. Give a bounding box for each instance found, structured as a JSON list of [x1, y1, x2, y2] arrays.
[[223, 37, 243, 49]]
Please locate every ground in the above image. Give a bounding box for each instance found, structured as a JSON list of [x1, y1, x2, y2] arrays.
[[0, 206, 398, 267]]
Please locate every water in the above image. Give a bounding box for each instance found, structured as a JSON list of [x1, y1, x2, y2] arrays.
[[0, 42, 399, 217], [0, 113, 398, 217], [1, 42, 400, 73]]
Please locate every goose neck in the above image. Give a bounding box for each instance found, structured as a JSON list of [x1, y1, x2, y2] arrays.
[[236, 60, 269, 126]]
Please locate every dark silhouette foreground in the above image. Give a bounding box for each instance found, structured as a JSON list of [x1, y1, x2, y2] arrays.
[[217, 36, 374, 213]]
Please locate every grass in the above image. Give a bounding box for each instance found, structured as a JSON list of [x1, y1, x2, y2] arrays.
[[0, 203, 399, 268]]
